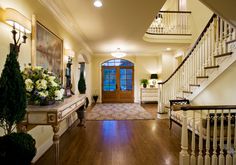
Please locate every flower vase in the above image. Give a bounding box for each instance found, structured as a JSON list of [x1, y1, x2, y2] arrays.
[[40, 100, 55, 106]]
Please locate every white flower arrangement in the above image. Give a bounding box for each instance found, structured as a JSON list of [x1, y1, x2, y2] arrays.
[[22, 65, 64, 105]]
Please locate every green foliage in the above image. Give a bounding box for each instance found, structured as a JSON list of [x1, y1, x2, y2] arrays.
[[0, 48, 26, 135], [140, 79, 149, 85], [78, 71, 86, 94], [0, 132, 36, 165]]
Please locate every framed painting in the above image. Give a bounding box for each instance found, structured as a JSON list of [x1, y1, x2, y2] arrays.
[[35, 21, 63, 82]]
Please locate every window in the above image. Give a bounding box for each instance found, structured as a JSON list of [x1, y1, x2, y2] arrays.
[[102, 59, 134, 67]]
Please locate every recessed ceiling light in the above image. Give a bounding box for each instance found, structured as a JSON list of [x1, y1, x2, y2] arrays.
[[166, 48, 171, 51], [94, 0, 103, 8]]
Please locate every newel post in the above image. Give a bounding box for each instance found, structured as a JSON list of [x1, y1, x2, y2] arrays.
[[157, 83, 164, 114], [179, 109, 190, 165]]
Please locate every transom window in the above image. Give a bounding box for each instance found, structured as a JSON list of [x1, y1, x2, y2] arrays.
[[102, 59, 134, 66]]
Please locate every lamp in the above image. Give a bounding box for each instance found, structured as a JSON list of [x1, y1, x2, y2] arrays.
[[0, 8, 31, 51], [150, 74, 158, 87], [111, 48, 126, 58]]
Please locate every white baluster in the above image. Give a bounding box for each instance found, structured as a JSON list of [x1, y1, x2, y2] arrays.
[[198, 110, 203, 165], [191, 111, 196, 165], [179, 110, 190, 165], [212, 110, 218, 165], [211, 19, 216, 66], [226, 110, 232, 165], [205, 110, 211, 165], [233, 115, 236, 165], [219, 110, 225, 165]]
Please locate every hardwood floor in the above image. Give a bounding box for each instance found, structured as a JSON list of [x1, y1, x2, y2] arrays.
[[35, 104, 182, 165]]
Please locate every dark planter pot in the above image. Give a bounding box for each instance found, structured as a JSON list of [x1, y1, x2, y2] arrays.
[[143, 84, 147, 88], [93, 95, 98, 103]]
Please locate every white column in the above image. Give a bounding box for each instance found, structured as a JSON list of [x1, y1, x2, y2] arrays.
[[179, 110, 190, 165]]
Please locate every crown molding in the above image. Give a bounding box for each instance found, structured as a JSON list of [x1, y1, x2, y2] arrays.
[[38, 0, 93, 54]]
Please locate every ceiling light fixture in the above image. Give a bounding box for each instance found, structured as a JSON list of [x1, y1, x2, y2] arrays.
[[166, 48, 171, 51], [111, 48, 126, 58], [94, 0, 103, 8]]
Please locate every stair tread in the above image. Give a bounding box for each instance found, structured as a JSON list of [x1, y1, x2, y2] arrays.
[[204, 65, 220, 69], [189, 84, 200, 87], [183, 91, 193, 94], [196, 76, 209, 78], [214, 52, 233, 58]]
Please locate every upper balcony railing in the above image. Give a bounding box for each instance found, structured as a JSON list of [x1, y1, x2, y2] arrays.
[[146, 11, 192, 35]]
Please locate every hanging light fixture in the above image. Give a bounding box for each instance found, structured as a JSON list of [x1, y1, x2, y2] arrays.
[[93, 0, 103, 8], [111, 48, 126, 58]]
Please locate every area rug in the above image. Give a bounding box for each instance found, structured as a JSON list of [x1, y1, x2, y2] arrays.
[[86, 103, 155, 120]]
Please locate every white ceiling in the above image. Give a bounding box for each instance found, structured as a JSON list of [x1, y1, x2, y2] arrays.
[[39, 0, 190, 56]]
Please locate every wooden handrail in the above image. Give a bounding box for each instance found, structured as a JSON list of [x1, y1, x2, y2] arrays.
[[159, 10, 192, 14], [181, 105, 236, 111], [158, 14, 216, 85]]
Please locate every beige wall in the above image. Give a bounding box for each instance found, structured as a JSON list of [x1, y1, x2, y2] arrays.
[[160, 52, 176, 80], [192, 60, 236, 105], [0, 0, 91, 162], [91, 55, 162, 103], [187, 0, 213, 42]]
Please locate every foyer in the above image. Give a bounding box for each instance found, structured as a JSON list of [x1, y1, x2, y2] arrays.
[[0, 0, 236, 165]]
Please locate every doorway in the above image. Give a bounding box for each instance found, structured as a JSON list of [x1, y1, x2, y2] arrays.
[[102, 59, 134, 103]]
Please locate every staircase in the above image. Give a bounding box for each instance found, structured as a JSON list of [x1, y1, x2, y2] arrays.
[[158, 14, 236, 113]]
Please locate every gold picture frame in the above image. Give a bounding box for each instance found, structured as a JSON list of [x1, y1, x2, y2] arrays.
[[31, 15, 64, 83]]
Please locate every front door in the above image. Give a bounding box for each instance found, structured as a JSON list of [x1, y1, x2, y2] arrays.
[[102, 59, 134, 103]]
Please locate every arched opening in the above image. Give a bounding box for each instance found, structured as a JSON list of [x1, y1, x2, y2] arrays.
[[101, 59, 134, 103]]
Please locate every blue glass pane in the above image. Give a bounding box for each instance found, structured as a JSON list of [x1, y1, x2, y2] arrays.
[[104, 80, 109, 85], [120, 74, 126, 79], [111, 79, 116, 84], [110, 69, 116, 74], [127, 79, 132, 85], [104, 75, 110, 80], [104, 86, 109, 91], [127, 85, 132, 90], [110, 75, 116, 80], [110, 86, 116, 91], [120, 69, 125, 74], [104, 69, 110, 74], [127, 74, 132, 79], [127, 69, 132, 74]]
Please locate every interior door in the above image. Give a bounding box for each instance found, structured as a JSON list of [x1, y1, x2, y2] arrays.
[[102, 66, 134, 103]]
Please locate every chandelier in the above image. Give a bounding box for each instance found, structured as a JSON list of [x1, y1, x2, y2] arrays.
[[111, 48, 126, 58]]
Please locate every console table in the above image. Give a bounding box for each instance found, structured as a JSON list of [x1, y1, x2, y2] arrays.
[[140, 88, 158, 103], [21, 95, 86, 165]]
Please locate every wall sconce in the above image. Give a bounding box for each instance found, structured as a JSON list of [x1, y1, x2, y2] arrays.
[[65, 49, 75, 63], [64, 49, 75, 97], [0, 8, 31, 51]]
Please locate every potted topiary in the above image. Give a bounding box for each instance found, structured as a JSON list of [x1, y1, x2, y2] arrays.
[[140, 79, 149, 88], [0, 43, 36, 164], [78, 71, 86, 94]]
